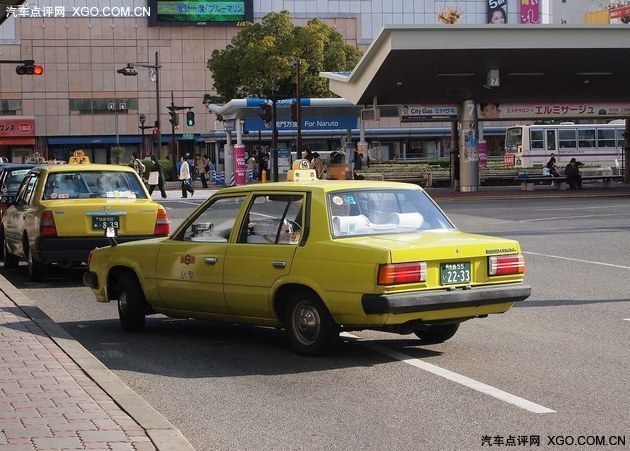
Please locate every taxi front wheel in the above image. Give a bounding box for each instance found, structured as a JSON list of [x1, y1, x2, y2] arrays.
[[117, 273, 148, 332], [284, 292, 339, 356], [413, 323, 460, 344]]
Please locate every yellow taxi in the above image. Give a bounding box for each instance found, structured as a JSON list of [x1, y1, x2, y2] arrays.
[[2, 161, 169, 281], [83, 162, 530, 356]]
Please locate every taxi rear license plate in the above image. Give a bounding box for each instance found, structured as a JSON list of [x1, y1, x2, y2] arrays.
[[440, 262, 471, 285], [92, 215, 119, 230]]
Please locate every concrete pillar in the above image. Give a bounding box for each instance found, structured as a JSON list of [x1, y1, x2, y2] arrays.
[[224, 131, 234, 186], [458, 100, 479, 192]]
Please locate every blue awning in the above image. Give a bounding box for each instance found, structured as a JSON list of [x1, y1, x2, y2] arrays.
[[47, 134, 201, 146], [48, 136, 142, 145]]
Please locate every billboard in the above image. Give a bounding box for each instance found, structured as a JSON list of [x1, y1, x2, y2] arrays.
[[487, 0, 507, 24], [478, 102, 630, 120], [148, 0, 253, 27]]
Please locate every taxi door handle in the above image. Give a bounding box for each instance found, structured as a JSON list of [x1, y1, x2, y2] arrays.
[[204, 257, 218, 265], [272, 261, 286, 268]]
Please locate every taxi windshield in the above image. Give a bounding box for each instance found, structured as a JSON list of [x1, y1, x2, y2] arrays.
[[2, 169, 30, 194], [43, 171, 147, 200], [328, 189, 454, 238]]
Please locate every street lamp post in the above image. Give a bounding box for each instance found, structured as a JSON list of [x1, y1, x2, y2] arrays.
[[117, 51, 162, 158], [138, 114, 153, 158], [292, 59, 303, 159]]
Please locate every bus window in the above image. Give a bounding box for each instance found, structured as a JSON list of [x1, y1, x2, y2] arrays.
[[578, 129, 596, 148], [558, 129, 576, 149], [616, 128, 625, 148], [545, 130, 556, 151], [505, 127, 523, 152], [530, 130, 544, 149], [598, 128, 616, 148]]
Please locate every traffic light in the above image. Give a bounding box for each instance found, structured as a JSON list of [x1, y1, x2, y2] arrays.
[[290, 101, 298, 122], [152, 127, 158, 143], [15, 61, 43, 75], [169, 110, 179, 127], [186, 111, 195, 126], [259, 101, 272, 123]]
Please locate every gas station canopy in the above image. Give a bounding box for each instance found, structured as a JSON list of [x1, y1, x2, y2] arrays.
[[321, 25, 630, 107]]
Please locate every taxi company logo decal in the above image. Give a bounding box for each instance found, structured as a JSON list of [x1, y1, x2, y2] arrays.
[[180, 255, 196, 265], [486, 247, 517, 254]]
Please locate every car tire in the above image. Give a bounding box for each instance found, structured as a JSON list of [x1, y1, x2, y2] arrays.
[[3, 239, 18, 270], [26, 246, 46, 281], [284, 291, 339, 356], [117, 273, 148, 333], [413, 323, 460, 344]]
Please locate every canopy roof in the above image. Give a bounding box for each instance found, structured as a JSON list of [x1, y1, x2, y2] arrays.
[[321, 25, 630, 107]]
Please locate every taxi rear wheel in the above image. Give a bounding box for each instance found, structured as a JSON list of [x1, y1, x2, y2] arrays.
[[284, 292, 339, 356], [413, 323, 460, 344], [117, 273, 147, 333], [3, 239, 18, 270], [0, 228, 4, 260]]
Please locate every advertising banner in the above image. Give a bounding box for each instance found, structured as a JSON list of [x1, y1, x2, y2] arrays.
[[520, 0, 540, 24], [234, 144, 246, 185], [487, 0, 507, 24], [0, 117, 35, 146], [400, 105, 458, 122], [478, 140, 488, 168], [478, 102, 630, 120]]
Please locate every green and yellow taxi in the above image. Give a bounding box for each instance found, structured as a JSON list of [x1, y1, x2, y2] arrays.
[[83, 163, 530, 356], [2, 161, 169, 280]]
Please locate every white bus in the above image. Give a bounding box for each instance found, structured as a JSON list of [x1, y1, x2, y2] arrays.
[[504, 122, 626, 168]]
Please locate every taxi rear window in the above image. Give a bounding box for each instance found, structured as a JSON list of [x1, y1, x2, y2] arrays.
[[328, 189, 453, 237], [43, 171, 147, 200]]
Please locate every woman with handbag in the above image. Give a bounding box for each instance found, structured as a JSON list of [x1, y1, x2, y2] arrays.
[[178, 155, 195, 198], [148, 155, 167, 199]]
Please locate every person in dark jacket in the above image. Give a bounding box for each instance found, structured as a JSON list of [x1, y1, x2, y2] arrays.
[[545, 155, 560, 177], [148, 155, 167, 198], [564, 158, 582, 189]]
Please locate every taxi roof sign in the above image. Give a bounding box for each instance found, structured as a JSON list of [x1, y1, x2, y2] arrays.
[[287, 159, 317, 181], [69, 149, 90, 164]]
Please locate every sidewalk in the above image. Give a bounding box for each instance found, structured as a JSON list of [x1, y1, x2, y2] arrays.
[[0, 276, 193, 451]]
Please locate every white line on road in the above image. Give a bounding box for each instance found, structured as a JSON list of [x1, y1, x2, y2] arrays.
[[624, 319, 630, 321], [524, 251, 630, 269], [342, 333, 555, 414], [517, 213, 629, 223]]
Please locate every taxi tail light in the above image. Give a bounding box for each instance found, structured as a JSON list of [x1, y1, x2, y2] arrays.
[[40, 210, 57, 237], [86, 251, 92, 269], [488, 254, 525, 276], [153, 208, 170, 236], [378, 262, 426, 285]]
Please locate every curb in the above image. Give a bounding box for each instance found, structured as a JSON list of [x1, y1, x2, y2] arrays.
[[0, 274, 194, 451]]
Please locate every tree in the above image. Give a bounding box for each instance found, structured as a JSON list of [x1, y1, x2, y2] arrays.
[[205, 11, 362, 103]]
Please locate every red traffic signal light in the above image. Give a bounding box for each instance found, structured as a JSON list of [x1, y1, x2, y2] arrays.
[[152, 127, 158, 136], [16, 63, 43, 75]]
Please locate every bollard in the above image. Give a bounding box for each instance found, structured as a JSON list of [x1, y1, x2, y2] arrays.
[[261, 170, 267, 183]]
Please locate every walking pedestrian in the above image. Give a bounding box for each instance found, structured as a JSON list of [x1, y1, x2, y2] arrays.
[[148, 155, 167, 198], [178, 155, 195, 198]]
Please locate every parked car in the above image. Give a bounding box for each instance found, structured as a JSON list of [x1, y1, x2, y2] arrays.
[[83, 165, 530, 355], [0, 163, 38, 258], [2, 163, 170, 280]]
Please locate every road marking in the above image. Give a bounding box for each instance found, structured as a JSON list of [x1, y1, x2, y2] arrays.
[[524, 251, 630, 270], [517, 213, 629, 223], [624, 318, 630, 321], [342, 333, 555, 414]]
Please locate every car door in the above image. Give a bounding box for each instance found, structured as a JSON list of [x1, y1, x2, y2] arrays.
[[155, 195, 247, 314], [3, 172, 39, 258], [223, 193, 305, 319]]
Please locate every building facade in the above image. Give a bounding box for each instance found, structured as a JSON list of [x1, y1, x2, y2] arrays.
[[1, 0, 615, 165]]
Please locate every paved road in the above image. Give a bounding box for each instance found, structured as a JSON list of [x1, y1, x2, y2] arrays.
[[4, 194, 630, 450]]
